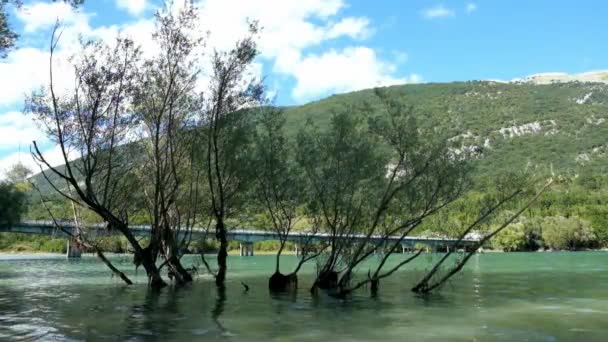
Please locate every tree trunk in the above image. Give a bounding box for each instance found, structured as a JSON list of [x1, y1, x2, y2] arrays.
[[168, 255, 193, 283], [165, 232, 193, 284], [215, 220, 228, 287], [116, 220, 167, 290], [268, 272, 298, 292], [370, 278, 379, 297], [311, 270, 339, 293], [139, 251, 167, 290]]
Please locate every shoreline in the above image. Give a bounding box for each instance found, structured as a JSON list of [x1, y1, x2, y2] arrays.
[[2, 249, 608, 256]]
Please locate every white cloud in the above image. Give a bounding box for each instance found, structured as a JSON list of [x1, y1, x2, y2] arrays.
[[6, 0, 406, 107], [0, 112, 46, 150], [115, 0, 148, 16], [326, 17, 373, 40], [1, 4, 157, 107], [15, 2, 89, 33], [0, 145, 75, 180], [194, 0, 362, 56], [466, 3, 477, 14], [0, 111, 76, 180], [192, 0, 412, 103], [6, 0, 409, 107], [0, 47, 76, 106], [91, 19, 157, 57], [284, 47, 420, 101], [2, 0, 415, 125], [0, 0, 420, 179], [422, 5, 455, 19]]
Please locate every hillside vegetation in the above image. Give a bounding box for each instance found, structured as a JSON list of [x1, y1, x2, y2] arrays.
[[19, 81, 608, 252], [283, 81, 607, 177]]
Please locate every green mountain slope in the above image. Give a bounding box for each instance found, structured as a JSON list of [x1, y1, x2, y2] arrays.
[[283, 81, 608, 177], [19, 80, 608, 250], [30, 81, 607, 193]]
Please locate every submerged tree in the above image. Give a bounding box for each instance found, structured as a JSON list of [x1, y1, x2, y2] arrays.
[[296, 109, 387, 295], [251, 107, 323, 292], [296, 90, 543, 297], [27, 25, 168, 288], [131, 2, 203, 285], [199, 22, 264, 288], [411, 176, 552, 294]]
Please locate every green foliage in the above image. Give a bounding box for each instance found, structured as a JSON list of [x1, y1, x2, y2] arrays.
[[0, 233, 66, 253], [0, 181, 27, 225], [93, 237, 127, 253], [492, 220, 543, 252], [493, 223, 527, 252], [541, 216, 597, 250], [296, 110, 386, 227], [40, 238, 66, 253], [4, 162, 32, 184], [19, 81, 608, 253], [284, 82, 608, 178]]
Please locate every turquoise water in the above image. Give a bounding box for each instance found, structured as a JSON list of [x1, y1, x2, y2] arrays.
[[1, 252, 607, 341]]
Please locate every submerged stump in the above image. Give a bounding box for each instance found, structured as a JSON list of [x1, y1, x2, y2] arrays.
[[268, 272, 298, 292]]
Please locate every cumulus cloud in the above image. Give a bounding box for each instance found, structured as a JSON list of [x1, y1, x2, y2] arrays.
[[0, 47, 76, 106], [466, 3, 477, 14], [194, 0, 360, 57], [1, 4, 157, 107], [193, 0, 413, 102], [1, 0, 417, 164], [6, 0, 412, 106], [0, 145, 76, 180], [0, 112, 75, 180], [115, 0, 148, 16], [0, 112, 46, 150], [15, 1, 89, 33], [284, 47, 420, 101], [325, 17, 373, 40], [422, 5, 455, 19]]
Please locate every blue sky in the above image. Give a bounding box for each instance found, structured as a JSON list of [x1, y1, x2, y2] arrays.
[[1, 0, 608, 174]]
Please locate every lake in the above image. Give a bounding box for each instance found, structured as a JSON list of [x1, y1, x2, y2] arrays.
[[1, 252, 607, 341]]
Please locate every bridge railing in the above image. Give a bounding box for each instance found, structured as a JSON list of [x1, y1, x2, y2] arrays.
[[3, 221, 481, 246]]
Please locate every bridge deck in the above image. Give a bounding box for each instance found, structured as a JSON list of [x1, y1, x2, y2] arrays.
[[0, 221, 479, 247]]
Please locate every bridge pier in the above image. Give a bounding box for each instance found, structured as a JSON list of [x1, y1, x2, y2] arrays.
[[294, 243, 300, 257], [66, 238, 82, 259], [402, 245, 413, 254], [240, 242, 254, 257]]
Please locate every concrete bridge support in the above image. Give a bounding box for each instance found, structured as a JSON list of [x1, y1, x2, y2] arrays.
[[66, 238, 82, 258], [239, 242, 254, 256], [295, 243, 306, 257], [402, 245, 414, 253]]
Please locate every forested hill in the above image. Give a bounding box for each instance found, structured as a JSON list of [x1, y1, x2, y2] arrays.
[[29, 80, 607, 192], [20, 80, 608, 251], [283, 81, 608, 177]]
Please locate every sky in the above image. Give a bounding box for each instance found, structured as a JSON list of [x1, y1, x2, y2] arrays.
[[1, 0, 608, 176]]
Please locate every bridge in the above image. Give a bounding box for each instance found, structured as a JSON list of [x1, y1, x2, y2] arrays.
[[0, 221, 480, 258]]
